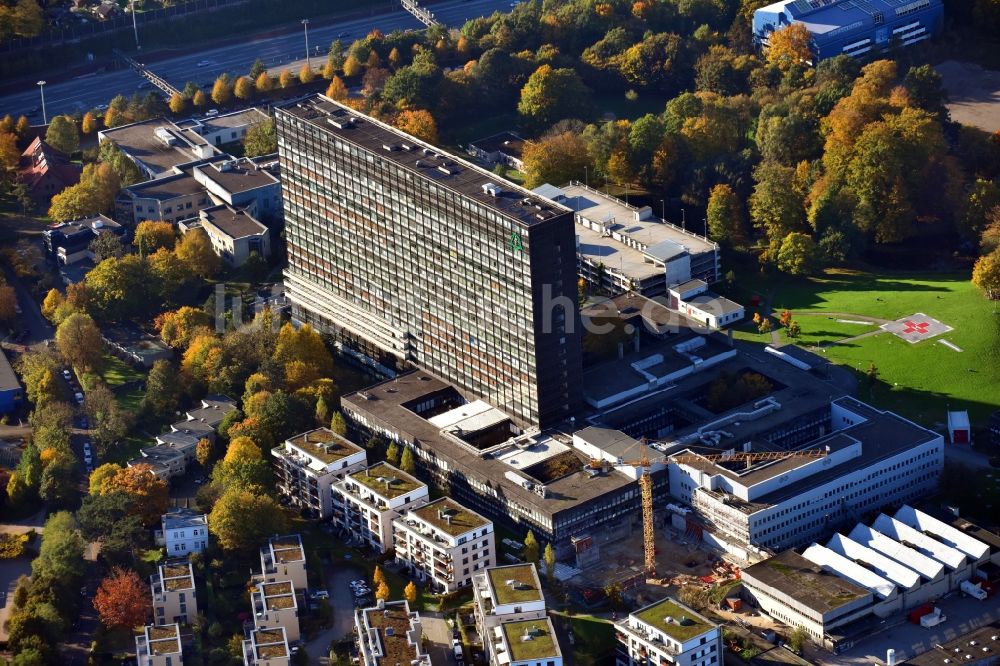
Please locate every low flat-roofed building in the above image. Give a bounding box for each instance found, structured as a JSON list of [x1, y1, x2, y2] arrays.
[[0, 350, 23, 415], [158, 507, 209, 556], [259, 534, 308, 590], [616, 596, 722, 666], [474, 563, 548, 656], [251, 579, 300, 641], [492, 617, 563, 666], [185, 395, 238, 429], [741, 550, 873, 643], [533, 182, 719, 297], [176, 107, 269, 148], [333, 462, 429, 553], [191, 158, 282, 221], [130, 445, 185, 480], [343, 373, 644, 555], [665, 280, 743, 330], [753, 0, 943, 62], [151, 559, 198, 625], [667, 396, 944, 555], [393, 497, 496, 592], [43, 215, 124, 265], [136, 623, 182, 666], [272, 428, 367, 520], [181, 204, 270, 267], [355, 599, 431, 666], [468, 131, 527, 171], [243, 626, 290, 666], [99, 118, 220, 180]]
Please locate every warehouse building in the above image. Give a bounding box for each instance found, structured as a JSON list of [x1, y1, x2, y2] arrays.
[[742, 508, 999, 652], [753, 0, 944, 62]]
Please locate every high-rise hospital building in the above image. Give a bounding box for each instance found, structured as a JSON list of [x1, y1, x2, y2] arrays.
[[275, 96, 582, 428]]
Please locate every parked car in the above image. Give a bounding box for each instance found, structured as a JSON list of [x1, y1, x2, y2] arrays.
[[197, 59, 212, 67], [74, 392, 84, 405], [311, 590, 329, 600], [62, 369, 72, 380]]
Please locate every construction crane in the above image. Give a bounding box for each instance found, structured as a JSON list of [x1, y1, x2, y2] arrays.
[[589, 449, 829, 577]]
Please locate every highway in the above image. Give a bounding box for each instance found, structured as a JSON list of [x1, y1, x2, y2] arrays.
[[0, 0, 511, 120]]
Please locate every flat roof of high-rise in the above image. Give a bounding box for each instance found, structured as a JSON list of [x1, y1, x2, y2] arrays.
[[276, 95, 572, 228]]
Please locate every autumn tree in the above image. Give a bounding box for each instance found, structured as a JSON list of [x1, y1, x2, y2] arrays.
[[518, 65, 591, 127], [524, 530, 539, 564], [394, 109, 438, 144], [192, 90, 208, 108], [544, 543, 556, 586], [196, 438, 215, 467], [244, 118, 277, 158], [330, 411, 348, 437], [973, 249, 1000, 300], [0, 285, 16, 323], [386, 442, 400, 466], [522, 131, 590, 188], [375, 580, 390, 601], [168, 93, 187, 115], [98, 464, 169, 526], [89, 232, 124, 263], [256, 72, 274, 93], [134, 220, 175, 256], [209, 487, 287, 551], [325, 76, 348, 101], [343, 55, 363, 78], [750, 161, 805, 260], [400, 446, 415, 474], [93, 567, 150, 631], [234, 76, 254, 101], [45, 115, 79, 155], [54, 312, 103, 372], [404, 581, 417, 603], [176, 229, 220, 278], [212, 74, 234, 107], [279, 69, 295, 89], [299, 65, 316, 85], [48, 163, 121, 222], [706, 184, 746, 247], [766, 23, 813, 70], [81, 111, 98, 135], [156, 307, 213, 349], [373, 565, 386, 588], [142, 359, 179, 418]]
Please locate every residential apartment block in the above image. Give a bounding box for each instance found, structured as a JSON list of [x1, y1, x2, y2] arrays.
[[492, 618, 563, 666], [129, 395, 237, 480], [136, 623, 183, 666], [42, 214, 124, 265], [275, 95, 582, 428], [271, 428, 367, 520], [332, 462, 428, 553], [251, 579, 300, 642], [158, 507, 209, 555], [473, 563, 548, 648], [354, 599, 431, 666], [258, 534, 308, 591], [615, 597, 722, 666], [151, 560, 198, 626], [243, 627, 290, 666], [393, 497, 496, 592]]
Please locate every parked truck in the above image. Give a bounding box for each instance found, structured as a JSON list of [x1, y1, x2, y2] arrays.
[[919, 607, 946, 628], [961, 579, 988, 600]]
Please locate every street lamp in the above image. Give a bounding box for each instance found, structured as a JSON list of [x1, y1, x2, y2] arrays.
[[584, 166, 588, 188], [681, 208, 686, 231], [659, 199, 665, 222], [302, 19, 310, 68], [36, 81, 47, 125], [131, 0, 140, 50]]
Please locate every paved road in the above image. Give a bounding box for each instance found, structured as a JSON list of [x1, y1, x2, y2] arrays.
[[0, 0, 511, 119]]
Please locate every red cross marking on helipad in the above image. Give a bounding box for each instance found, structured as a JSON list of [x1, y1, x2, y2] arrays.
[[902, 321, 930, 335]]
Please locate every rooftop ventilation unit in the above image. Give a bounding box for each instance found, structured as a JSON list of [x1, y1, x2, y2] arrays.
[[327, 116, 354, 129], [382, 143, 399, 152], [482, 183, 502, 197], [437, 165, 455, 175]]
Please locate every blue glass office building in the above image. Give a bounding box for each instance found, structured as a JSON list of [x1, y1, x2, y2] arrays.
[[753, 0, 944, 61]]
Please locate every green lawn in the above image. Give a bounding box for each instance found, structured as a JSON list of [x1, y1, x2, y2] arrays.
[[719, 267, 1000, 425], [99, 354, 146, 414], [777, 316, 877, 347], [553, 613, 617, 666]]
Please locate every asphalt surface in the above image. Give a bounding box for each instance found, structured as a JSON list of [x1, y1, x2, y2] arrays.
[[0, 0, 512, 119]]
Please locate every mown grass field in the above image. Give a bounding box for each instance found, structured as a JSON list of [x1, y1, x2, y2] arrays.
[[721, 267, 1000, 427], [99, 354, 146, 414]]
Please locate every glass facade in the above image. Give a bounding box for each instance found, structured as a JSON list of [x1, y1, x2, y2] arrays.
[[275, 99, 582, 427]]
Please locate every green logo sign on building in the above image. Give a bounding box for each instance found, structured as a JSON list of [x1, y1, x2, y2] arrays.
[[510, 231, 524, 253]]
